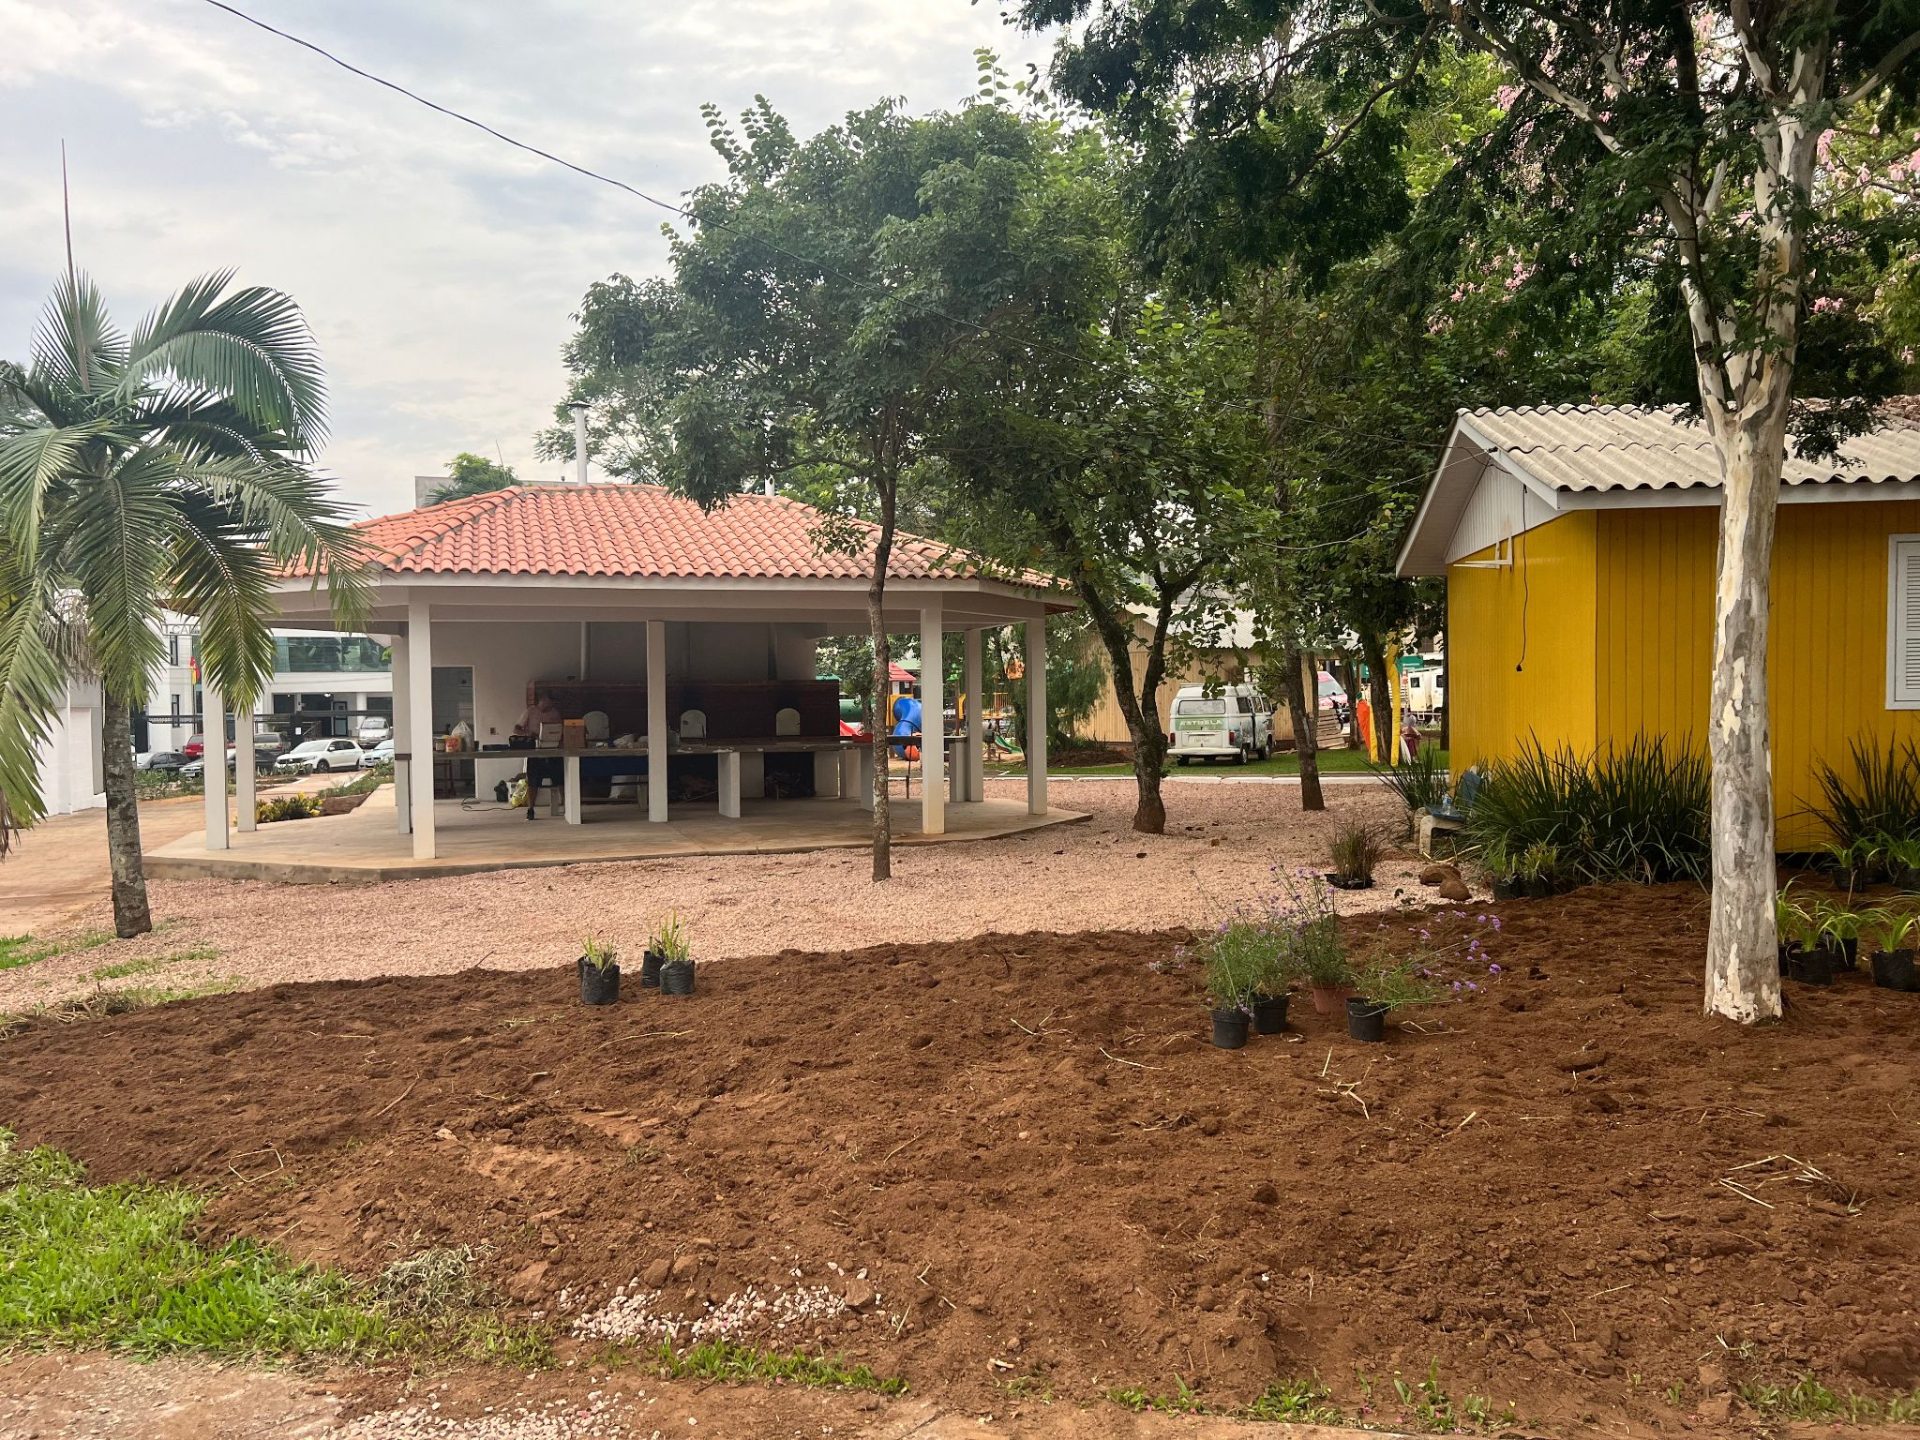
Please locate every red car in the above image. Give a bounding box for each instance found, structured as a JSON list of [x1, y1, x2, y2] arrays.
[[182, 733, 206, 759]]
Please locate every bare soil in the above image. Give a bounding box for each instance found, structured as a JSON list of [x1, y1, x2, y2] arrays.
[[2, 885, 1917, 1437]]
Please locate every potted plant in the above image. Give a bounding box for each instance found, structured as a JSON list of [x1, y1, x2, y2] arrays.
[[1345, 953, 1439, 1043], [1202, 937, 1255, 1050], [653, 913, 695, 996], [1867, 906, 1920, 992], [1493, 840, 1562, 900], [1325, 821, 1382, 890], [1811, 899, 1864, 972], [1300, 920, 1353, 1015], [638, 939, 666, 989], [1775, 887, 1831, 985], [579, 934, 621, 1006], [1242, 924, 1292, 1034]]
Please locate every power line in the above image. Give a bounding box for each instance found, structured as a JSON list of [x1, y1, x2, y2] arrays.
[[197, 0, 1456, 461]]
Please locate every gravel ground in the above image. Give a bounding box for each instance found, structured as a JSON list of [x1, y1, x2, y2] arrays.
[[0, 779, 1442, 1012]]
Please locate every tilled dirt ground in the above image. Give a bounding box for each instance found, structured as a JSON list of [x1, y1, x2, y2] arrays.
[[2, 885, 1917, 1437]]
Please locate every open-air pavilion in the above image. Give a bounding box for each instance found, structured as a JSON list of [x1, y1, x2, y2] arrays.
[[154, 483, 1080, 881]]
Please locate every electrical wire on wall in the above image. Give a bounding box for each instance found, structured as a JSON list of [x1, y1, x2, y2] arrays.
[[1514, 484, 1529, 674]]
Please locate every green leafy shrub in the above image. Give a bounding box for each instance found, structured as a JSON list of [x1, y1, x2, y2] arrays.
[[1809, 737, 1920, 882], [1465, 736, 1708, 885], [256, 794, 323, 824]]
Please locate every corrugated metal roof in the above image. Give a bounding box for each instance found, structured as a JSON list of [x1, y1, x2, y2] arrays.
[[1466, 404, 1920, 492]]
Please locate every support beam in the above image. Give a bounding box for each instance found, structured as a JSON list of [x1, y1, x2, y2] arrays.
[[646, 618, 668, 822], [390, 634, 412, 834], [407, 597, 437, 860], [920, 602, 945, 835], [962, 627, 984, 804], [1025, 615, 1047, 817], [234, 699, 256, 832], [201, 674, 229, 851]]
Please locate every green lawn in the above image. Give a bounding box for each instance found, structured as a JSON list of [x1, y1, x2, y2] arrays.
[[986, 748, 1441, 779]]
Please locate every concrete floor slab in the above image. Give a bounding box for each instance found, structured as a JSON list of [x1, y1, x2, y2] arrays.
[[144, 785, 1087, 883]]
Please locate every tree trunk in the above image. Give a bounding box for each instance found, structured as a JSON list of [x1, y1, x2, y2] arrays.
[[99, 691, 152, 937], [1339, 656, 1363, 748], [1077, 586, 1171, 835], [1701, 410, 1785, 1022], [867, 484, 899, 883], [1359, 631, 1394, 763], [1280, 645, 1323, 810]]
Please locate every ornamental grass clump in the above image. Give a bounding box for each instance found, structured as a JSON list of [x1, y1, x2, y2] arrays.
[[1466, 736, 1708, 885], [1375, 742, 1448, 835]]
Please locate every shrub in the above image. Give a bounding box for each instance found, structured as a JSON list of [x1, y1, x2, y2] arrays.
[[1190, 919, 1284, 1011], [1465, 736, 1709, 885], [1809, 737, 1920, 882], [1265, 869, 1351, 987], [1327, 821, 1383, 886], [256, 794, 323, 824], [1375, 742, 1448, 833]]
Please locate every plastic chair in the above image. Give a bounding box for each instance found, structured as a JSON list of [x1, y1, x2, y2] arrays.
[[678, 709, 707, 739]]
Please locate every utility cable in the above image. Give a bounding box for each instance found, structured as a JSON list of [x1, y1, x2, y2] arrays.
[[198, 0, 1457, 461]]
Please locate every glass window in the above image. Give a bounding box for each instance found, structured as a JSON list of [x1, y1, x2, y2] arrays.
[[1176, 698, 1226, 716], [273, 635, 391, 674]]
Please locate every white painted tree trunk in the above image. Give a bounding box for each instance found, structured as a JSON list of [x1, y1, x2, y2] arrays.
[[1700, 406, 1786, 1022]]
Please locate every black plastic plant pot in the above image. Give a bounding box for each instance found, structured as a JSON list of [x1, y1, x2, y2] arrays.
[[639, 949, 665, 989], [1790, 948, 1835, 986], [1870, 948, 1919, 992], [1209, 1008, 1249, 1050], [1491, 877, 1525, 902], [1324, 873, 1374, 891], [660, 959, 695, 996], [1249, 993, 1290, 1035], [578, 958, 621, 1006], [1346, 996, 1387, 1043], [1824, 937, 1859, 970]]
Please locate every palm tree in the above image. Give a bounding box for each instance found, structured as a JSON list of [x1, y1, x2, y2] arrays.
[[0, 271, 366, 937]]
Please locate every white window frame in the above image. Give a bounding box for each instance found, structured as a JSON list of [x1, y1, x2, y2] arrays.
[[1886, 534, 1920, 709]]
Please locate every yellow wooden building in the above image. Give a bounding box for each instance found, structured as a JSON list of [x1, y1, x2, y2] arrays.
[[1397, 404, 1920, 849]]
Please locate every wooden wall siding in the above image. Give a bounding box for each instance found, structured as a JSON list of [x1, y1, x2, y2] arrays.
[[1446, 510, 1599, 770], [1594, 503, 1920, 848]]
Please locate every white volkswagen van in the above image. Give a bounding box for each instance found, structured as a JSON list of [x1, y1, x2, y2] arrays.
[[1167, 683, 1274, 764]]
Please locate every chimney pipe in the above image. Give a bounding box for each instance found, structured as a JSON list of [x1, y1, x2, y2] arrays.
[[567, 401, 589, 484]]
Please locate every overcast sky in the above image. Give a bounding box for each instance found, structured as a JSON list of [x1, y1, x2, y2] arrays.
[[0, 0, 1057, 515]]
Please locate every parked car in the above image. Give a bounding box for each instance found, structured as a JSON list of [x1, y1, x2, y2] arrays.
[[140, 750, 191, 773], [361, 737, 394, 767], [182, 733, 206, 759], [273, 737, 366, 773], [356, 715, 392, 745], [1167, 683, 1275, 765]]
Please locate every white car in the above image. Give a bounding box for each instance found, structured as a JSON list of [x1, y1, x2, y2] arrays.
[[273, 737, 366, 773], [361, 737, 395, 767], [1167, 683, 1275, 764], [356, 716, 392, 745]]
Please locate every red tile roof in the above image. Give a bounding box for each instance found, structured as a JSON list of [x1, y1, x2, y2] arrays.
[[292, 484, 1053, 587]]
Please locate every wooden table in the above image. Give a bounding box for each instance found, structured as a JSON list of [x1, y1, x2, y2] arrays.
[[542, 739, 867, 823]]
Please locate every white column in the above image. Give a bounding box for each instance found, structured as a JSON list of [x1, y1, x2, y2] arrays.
[[646, 618, 668, 822], [407, 597, 436, 860], [201, 674, 229, 851], [963, 627, 984, 804], [1025, 614, 1047, 817], [920, 602, 945, 836], [234, 699, 256, 833], [390, 634, 412, 835]]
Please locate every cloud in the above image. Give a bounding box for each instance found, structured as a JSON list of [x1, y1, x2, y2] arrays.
[[0, 0, 1056, 515]]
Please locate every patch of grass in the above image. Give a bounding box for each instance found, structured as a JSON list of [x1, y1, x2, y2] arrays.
[[647, 1339, 906, 1394], [1108, 1377, 1343, 1424], [1386, 1361, 1516, 1433], [89, 945, 218, 982], [0, 931, 115, 972], [1737, 1376, 1920, 1424], [0, 1134, 551, 1367], [986, 747, 1415, 779], [0, 1130, 394, 1359]]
